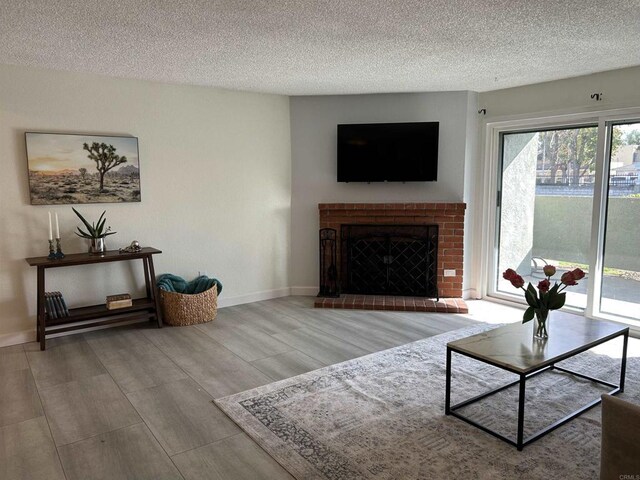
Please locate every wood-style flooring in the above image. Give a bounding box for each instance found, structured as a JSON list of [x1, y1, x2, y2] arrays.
[[0, 295, 483, 479]]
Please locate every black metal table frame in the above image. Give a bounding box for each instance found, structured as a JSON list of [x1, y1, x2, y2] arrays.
[[445, 328, 629, 451]]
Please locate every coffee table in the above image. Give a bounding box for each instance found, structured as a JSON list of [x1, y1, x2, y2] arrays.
[[445, 316, 629, 450]]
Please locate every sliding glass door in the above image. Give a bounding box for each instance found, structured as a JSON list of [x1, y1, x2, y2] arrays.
[[599, 122, 640, 320], [496, 126, 597, 309], [493, 117, 640, 325]]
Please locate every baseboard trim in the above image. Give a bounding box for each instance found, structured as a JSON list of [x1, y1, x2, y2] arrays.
[[1, 289, 293, 346], [290, 286, 318, 296], [0, 329, 35, 348], [8, 284, 472, 345], [463, 288, 481, 300], [217, 288, 291, 308]]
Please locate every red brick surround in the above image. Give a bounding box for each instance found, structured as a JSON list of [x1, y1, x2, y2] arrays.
[[318, 202, 465, 298]]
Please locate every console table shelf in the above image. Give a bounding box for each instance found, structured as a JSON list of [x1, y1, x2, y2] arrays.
[[26, 247, 163, 350]]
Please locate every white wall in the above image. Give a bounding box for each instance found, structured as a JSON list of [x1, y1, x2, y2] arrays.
[[478, 66, 640, 118], [0, 64, 291, 346], [6, 61, 637, 345], [289, 92, 478, 294], [463, 92, 480, 298]]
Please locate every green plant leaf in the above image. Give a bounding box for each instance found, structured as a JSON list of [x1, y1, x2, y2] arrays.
[[72, 208, 95, 235], [548, 291, 566, 310], [538, 292, 547, 309], [525, 283, 539, 308], [74, 227, 92, 239], [95, 211, 106, 236], [523, 306, 535, 323], [72, 208, 112, 238]]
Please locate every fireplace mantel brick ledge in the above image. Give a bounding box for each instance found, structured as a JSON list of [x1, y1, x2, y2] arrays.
[[317, 202, 467, 314]]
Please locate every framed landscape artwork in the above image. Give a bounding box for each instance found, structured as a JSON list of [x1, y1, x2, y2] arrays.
[[26, 132, 141, 205]]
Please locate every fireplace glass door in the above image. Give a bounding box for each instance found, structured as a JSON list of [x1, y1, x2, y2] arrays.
[[341, 224, 438, 297]]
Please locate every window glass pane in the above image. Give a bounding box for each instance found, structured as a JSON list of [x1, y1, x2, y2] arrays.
[[497, 127, 597, 309], [600, 122, 640, 319]]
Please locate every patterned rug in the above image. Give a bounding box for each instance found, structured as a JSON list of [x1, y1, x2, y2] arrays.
[[216, 324, 638, 480]]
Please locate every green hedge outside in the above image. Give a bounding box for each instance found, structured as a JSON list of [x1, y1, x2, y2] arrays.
[[533, 196, 640, 271]]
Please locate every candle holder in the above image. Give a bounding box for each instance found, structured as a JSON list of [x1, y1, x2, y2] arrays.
[[55, 238, 65, 259], [47, 239, 56, 260]]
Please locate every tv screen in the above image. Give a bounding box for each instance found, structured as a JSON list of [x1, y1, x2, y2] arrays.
[[337, 122, 439, 182]]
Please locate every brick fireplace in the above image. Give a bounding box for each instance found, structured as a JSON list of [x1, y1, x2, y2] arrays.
[[315, 202, 467, 313]]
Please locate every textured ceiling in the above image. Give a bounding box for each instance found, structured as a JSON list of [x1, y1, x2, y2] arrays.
[[1, 0, 639, 95]]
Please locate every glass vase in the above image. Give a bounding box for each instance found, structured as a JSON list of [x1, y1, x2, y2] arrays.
[[533, 309, 549, 339]]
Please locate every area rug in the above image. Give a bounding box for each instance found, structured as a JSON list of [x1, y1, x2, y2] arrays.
[[216, 324, 638, 480]]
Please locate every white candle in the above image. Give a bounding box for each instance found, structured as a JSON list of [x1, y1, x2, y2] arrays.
[[55, 213, 60, 239], [48, 212, 53, 241]]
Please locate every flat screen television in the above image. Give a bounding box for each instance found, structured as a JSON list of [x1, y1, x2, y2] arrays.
[[337, 122, 439, 182]]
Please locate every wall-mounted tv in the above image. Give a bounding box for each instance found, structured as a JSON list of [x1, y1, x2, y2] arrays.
[[337, 122, 439, 182]]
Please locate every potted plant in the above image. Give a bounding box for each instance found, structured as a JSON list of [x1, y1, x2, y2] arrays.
[[72, 208, 116, 254]]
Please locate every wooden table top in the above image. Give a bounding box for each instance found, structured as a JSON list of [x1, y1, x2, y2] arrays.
[[26, 247, 162, 267]]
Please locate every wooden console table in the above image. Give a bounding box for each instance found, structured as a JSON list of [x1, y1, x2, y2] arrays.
[[26, 247, 163, 350]]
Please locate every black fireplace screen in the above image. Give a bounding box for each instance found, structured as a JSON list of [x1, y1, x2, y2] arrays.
[[341, 224, 438, 297]]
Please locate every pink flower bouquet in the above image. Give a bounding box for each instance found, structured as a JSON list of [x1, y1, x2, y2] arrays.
[[502, 265, 585, 327]]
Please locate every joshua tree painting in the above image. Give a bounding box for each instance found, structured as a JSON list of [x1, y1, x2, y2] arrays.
[[26, 133, 141, 204], [83, 142, 128, 192]]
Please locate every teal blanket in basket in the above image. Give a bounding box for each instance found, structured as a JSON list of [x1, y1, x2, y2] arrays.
[[156, 274, 222, 295]]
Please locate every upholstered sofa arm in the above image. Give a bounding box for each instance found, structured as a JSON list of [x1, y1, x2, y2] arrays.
[[601, 394, 640, 480]]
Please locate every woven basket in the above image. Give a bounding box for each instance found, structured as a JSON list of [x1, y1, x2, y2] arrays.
[[159, 285, 218, 326]]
